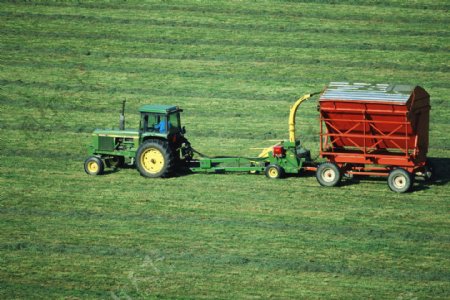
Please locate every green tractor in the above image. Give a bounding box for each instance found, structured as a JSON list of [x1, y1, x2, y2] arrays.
[[84, 102, 193, 178]]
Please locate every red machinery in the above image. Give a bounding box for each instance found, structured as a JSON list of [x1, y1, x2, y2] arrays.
[[316, 82, 431, 192]]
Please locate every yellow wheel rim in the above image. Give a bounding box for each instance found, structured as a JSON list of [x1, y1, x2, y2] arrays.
[[87, 161, 99, 173], [141, 148, 165, 174], [268, 167, 278, 178]]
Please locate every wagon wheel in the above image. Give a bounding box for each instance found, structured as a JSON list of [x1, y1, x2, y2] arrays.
[[84, 156, 104, 175], [387, 168, 413, 193], [136, 139, 174, 178], [316, 162, 341, 187], [265, 164, 284, 179]]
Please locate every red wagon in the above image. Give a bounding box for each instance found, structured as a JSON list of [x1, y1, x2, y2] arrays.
[[316, 82, 431, 192]]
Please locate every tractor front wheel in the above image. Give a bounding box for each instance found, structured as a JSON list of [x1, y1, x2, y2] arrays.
[[84, 156, 104, 175], [265, 164, 284, 179], [316, 162, 341, 187], [388, 168, 413, 193], [136, 140, 174, 178]]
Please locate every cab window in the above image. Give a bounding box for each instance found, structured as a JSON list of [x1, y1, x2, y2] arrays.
[[168, 113, 180, 133]]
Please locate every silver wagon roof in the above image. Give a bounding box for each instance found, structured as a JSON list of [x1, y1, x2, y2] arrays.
[[320, 82, 416, 103]]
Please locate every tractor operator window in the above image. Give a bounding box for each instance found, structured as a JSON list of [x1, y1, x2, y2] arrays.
[[142, 115, 149, 131], [155, 114, 170, 133], [168, 113, 180, 133], [142, 114, 158, 132], [146, 114, 157, 132]]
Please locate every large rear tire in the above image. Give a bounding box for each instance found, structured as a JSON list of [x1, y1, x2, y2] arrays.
[[388, 168, 413, 193], [316, 162, 341, 187], [136, 140, 174, 178]]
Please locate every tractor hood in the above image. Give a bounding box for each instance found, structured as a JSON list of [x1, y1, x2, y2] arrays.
[[93, 129, 140, 137]]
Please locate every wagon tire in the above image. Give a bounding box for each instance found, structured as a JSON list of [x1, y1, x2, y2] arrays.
[[265, 164, 284, 179], [388, 168, 413, 193], [84, 156, 104, 175], [136, 140, 174, 178], [316, 162, 341, 187]]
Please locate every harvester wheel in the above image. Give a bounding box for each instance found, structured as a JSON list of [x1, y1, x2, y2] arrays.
[[265, 165, 284, 179], [316, 162, 341, 187], [388, 168, 413, 193], [84, 156, 104, 175], [136, 140, 174, 178]]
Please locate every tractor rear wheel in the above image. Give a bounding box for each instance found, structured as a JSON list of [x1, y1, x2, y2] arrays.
[[388, 168, 413, 193], [265, 164, 284, 179], [84, 156, 104, 175], [316, 162, 341, 187], [136, 140, 174, 178]]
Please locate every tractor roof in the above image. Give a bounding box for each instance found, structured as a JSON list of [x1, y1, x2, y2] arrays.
[[139, 104, 181, 114]]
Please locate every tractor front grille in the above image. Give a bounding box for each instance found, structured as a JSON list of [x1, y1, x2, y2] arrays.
[[98, 136, 114, 151]]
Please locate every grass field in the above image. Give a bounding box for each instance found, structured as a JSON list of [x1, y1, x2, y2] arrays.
[[1, 0, 449, 298]]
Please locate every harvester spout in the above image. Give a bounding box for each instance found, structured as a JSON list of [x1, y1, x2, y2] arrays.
[[288, 91, 322, 143]]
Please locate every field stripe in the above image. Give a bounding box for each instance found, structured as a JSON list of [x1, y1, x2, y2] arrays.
[[4, 0, 450, 11], [3, 1, 449, 22], [0, 281, 110, 299], [1, 26, 448, 54], [273, 0, 450, 10], [2, 244, 449, 283], [1, 206, 448, 242], [2, 46, 448, 74], [2, 11, 448, 38], [2, 42, 449, 79]]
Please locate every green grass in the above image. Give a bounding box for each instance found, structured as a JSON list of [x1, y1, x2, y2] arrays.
[[0, 0, 449, 298]]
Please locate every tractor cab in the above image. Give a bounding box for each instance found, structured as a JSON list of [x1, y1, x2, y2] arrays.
[[139, 105, 185, 137], [85, 103, 192, 178]]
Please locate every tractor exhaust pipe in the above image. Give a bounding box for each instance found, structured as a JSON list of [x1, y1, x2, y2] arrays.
[[119, 100, 126, 130]]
